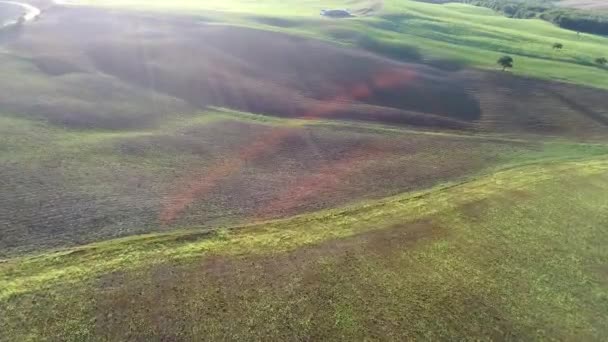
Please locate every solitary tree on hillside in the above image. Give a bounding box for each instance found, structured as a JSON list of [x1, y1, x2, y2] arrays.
[[552, 42, 563, 50], [497, 55, 514, 71], [596, 57, 607, 67]]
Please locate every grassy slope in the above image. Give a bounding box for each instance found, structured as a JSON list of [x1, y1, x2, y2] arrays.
[[2, 0, 608, 339], [375, 1, 608, 85], [1, 156, 607, 339], [65, 0, 608, 89], [63, 0, 357, 15], [8, 105, 607, 256]]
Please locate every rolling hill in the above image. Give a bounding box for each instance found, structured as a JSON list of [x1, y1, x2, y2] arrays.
[[1, 0, 608, 340]]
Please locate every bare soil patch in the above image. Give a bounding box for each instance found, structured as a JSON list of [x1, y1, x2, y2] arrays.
[[0, 116, 531, 256], [456, 70, 608, 139]]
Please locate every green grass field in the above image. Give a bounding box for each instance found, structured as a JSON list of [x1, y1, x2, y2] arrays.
[[2, 0, 608, 339], [64, 0, 608, 88], [2, 156, 608, 339], [8, 103, 606, 257], [2, 102, 608, 338]]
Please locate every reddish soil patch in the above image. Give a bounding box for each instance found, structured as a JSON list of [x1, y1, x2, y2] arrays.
[[153, 120, 522, 227], [0, 116, 529, 256]]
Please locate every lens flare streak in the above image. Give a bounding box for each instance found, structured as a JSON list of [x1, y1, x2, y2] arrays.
[[160, 67, 416, 224]]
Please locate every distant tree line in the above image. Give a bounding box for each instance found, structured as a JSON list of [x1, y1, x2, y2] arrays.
[[418, 0, 608, 36], [539, 9, 608, 35], [462, 0, 550, 19]]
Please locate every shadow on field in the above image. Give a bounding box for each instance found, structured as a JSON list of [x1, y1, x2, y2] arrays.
[[545, 88, 608, 127], [3, 5, 608, 256], [355, 34, 422, 62], [85, 23, 482, 126], [456, 70, 608, 138], [248, 16, 301, 28], [6, 6, 482, 129], [4, 5, 608, 136], [425, 58, 467, 71], [29, 55, 86, 76]]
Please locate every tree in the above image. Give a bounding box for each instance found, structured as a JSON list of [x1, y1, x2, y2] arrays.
[[596, 57, 607, 66], [552, 42, 563, 50], [497, 55, 514, 71]]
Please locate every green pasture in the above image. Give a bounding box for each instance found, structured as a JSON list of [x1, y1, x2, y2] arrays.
[[2, 156, 608, 339], [62, 0, 608, 88]]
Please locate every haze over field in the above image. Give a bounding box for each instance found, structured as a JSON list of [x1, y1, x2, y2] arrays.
[[559, 0, 608, 10], [1, 0, 608, 340]]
